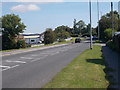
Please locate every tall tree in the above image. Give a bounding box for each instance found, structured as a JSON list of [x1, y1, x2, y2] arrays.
[[2, 14, 26, 50], [54, 25, 71, 39], [73, 20, 86, 35], [99, 11, 119, 39], [44, 28, 56, 44]]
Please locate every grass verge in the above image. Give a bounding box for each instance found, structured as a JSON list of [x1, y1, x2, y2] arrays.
[[1, 37, 84, 53], [44, 45, 109, 88]]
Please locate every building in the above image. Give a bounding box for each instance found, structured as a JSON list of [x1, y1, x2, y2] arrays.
[[21, 33, 44, 44]]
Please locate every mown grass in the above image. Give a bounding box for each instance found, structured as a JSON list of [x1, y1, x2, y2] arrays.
[[44, 45, 109, 88]]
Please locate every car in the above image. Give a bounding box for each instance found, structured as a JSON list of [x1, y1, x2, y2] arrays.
[[75, 38, 81, 43]]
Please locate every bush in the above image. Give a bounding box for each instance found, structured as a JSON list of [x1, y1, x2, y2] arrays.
[[58, 39, 65, 42], [104, 28, 112, 41], [95, 40, 100, 43], [44, 28, 56, 45], [26, 44, 31, 48], [70, 34, 79, 37], [106, 40, 116, 51], [16, 40, 26, 49]]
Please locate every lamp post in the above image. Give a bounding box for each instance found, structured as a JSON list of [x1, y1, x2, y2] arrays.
[[111, 2, 114, 38], [97, 0, 100, 40], [89, 0, 93, 49]]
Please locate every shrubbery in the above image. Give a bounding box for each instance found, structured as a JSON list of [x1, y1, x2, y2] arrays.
[[106, 40, 117, 51], [44, 28, 56, 45], [16, 40, 26, 49], [58, 39, 66, 42]]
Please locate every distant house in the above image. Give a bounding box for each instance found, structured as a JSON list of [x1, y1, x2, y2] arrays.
[[21, 33, 44, 44]]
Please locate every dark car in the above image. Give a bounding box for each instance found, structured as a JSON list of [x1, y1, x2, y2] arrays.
[[75, 38, 81, 43]]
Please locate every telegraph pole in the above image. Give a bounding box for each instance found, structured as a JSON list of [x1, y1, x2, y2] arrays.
[[89, 0, 93, 49], [111, 2, 114, 38], [97, 0, 100, 40]]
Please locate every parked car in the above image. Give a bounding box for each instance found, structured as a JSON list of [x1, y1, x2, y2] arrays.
[[75, 38, 81, 43]]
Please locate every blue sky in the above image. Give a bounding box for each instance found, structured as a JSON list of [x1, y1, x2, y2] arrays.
[[2, 2, 118, 33]]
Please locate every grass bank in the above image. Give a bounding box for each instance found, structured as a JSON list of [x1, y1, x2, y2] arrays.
[[44, 45, 109, 88], [1, 37, 85, 53], [1, 38, 75, 52]]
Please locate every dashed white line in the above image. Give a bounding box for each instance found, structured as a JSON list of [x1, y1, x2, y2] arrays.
[[0, 65, 10, 68], [6, 60, 26, 64], [2, 65, 19, 71], [20, 57, 32, 59]]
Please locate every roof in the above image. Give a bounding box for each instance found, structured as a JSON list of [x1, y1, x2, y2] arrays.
[[21, 33, 40, 36], [24, 35, 40, 39]]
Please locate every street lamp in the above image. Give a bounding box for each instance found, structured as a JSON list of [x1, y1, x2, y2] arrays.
[[111, 2, 114, 38], [89, 0, 93, 49], [97, 0, 100, 40]]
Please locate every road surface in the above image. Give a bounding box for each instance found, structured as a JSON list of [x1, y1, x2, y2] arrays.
[[2, 41, 89, 88]]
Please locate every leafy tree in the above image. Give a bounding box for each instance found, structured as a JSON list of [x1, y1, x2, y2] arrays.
[[44, 28, 56, 44], [2, 14, 26, 50], [16, 40, 26, 49], [73, 20, 86, 36], [104, 28, 113, 41], [54, 25, 72, 34], [98, 11, 119, 39], [56, 31, 70, 40], [92, 28, 97, 36], [54, 26, 71, 39]]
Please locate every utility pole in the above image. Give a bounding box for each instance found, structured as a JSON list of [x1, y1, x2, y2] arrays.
[[89, 0, 93, 49], [111, 2, 114, 38], [97, 0, 100, 40]]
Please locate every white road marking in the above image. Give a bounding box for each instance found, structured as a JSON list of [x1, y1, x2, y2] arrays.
[[20, 57, 32, 59], [2, 65, 19, 71], [31, 58, 41, 62], [6, 60, 26, 64], [31, 55, 38, 56], [0, 65, 10, 68]]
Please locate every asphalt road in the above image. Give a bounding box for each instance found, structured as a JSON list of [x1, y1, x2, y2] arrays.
[[2, 41, 89, 88]]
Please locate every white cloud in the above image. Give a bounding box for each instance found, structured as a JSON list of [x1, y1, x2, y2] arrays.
[[11, 4, 40, 13], [2, 0, 64, 2]]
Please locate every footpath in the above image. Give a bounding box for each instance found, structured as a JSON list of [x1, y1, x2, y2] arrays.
[[101, 45, 120, 89]]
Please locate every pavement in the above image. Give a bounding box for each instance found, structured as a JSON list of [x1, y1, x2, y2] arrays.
[[2, 41, 89, 88], [102, 45, 120, 89]]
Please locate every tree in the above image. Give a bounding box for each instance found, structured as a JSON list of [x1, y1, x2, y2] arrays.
[[16, 40, 26, 49], [104, 28, 112, 41], [56, 31, 70, 40], [54, 25, 72, 34], [44, 28, 56, 44], [98, 11, 119, 39], [54, 25, 71, 39], [73, 20, 86, 36], [2, 14, 26, 50]]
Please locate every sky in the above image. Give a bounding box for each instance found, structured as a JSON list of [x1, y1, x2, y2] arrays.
[[1, 1, 119, 34]]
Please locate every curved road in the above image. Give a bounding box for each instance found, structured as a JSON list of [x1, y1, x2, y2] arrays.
[[2, 41, 89, 88]]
